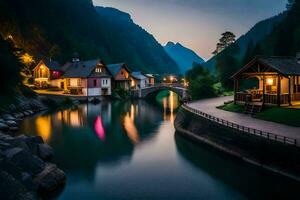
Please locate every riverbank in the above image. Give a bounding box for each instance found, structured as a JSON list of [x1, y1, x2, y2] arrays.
[[0, 97, 67, 199], [174, 98, 300, 182]]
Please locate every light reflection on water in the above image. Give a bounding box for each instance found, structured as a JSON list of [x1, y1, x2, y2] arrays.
[[17, 91, 299, 200]]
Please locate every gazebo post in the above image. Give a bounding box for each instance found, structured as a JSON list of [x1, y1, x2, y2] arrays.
[[288, 76, 292, 106], [262, 75, 265, 105], [234, 78, 237, 104], [277, 75, 281, 107]]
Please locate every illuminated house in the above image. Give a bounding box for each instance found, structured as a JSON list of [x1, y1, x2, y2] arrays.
[[62, 59, 112, 96], [33, 59, 64, 88], [232, 55, 300, 106], [107, 63, 131, 91], [130, 72, 148, 90], [145, 74, 155, 86]]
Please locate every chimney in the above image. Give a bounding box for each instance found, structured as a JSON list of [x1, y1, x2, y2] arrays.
[[72, 52, 81, 63], [296, 52, 300, 64]]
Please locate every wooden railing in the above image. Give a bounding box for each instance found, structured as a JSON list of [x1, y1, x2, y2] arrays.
[[182, 104, 299, 147], [236, 92, 252, 102], [292, 93, 300, 101]]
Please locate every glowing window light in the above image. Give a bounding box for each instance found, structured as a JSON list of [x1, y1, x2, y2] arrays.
[[267, 78, 274, 86]]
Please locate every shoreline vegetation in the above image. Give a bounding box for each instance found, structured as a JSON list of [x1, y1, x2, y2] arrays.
[[218, 103, 300, 127]]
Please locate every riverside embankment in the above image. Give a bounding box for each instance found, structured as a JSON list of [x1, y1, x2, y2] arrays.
[[174, 97, 300, 181]]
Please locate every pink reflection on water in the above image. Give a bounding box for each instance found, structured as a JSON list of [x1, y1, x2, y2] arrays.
[[94, 116, 105, 141]]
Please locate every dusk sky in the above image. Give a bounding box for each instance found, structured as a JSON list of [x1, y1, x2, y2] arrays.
[[93, 0, 287, 60]]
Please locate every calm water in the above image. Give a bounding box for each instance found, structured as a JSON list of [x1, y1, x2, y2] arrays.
[[18, 92, 299, 199]]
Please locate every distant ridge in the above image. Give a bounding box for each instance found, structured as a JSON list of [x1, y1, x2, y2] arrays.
[[164, 42, 205, 74]]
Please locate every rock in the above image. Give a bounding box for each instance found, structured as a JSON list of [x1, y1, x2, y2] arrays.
[[0, 140, 12, 150], [5, 120, 18, 127], [0, 118, 4, 123], [34, 163, 66, 193], [2, 114, 15, 121], [23, 111, 30, 116], [4, 148, 45, 176], [38, 144, 54, 161], [9, 126, 19, 132], [28, 110, 34, 115], [0, 171, 36, 200], [21, 172, 36, 191], [0, 122, 9, 131]]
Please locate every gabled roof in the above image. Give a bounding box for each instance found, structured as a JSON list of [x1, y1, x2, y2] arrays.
[[131, 71, 147, 80], [107, 63, 131, 77], [34, 59, 62, 71], [232, 56, 300, 78], [63, 59, 110, 78]]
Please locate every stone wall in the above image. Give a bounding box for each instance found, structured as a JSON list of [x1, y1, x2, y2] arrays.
[[174, 108, 300, 181]]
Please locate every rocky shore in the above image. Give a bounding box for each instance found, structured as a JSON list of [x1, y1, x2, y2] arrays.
[[0, 98, 66, 200]]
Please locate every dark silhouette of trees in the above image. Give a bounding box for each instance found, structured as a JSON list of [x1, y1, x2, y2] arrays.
[[212, 32, 236, 55]]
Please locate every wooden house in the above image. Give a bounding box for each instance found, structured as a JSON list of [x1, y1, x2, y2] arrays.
[[145, 74, 155, 86], [130, 72, 148, 90], [232, 56, 300, 106], [62, 59, 112, 96], [107, 63, 131, 90], [33, 59, 64, 88]]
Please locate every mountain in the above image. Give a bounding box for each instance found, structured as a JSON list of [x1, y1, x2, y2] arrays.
[[164, 42, 205, 74], [0, 0, 180, 74], [203, 11, 287, 71]]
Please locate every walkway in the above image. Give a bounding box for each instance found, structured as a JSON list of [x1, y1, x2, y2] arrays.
[[187, 96, 300, 141]]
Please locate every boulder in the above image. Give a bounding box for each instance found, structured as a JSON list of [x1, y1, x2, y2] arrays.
[[16, 136, 43, 156], [23, 111, 30, 116], [9, 127, 19, 132], [28, 110, 34, 115], [0, 118, 4, 123], [4, 148, 45, 176], [34, 163, 66, 193], [5, 120, 18, 127], [0, 122, 9, 131], [2, 114, 15, 121], [38, 144, 54, 161]]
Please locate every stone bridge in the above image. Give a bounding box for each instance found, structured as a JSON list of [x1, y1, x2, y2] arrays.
[[132, 84, 188, 99]]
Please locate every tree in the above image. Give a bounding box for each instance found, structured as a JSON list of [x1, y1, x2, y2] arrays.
[[19, 52, 35, 76], [286, 0, 295, 10], [186, 63, 216, 100], [212, 31, 236, 55]]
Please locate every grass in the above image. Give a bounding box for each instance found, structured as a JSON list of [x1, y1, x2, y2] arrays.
[[217, 103, 245, 113], [218, 103, 300, 127], [255, 108, 300, 127]]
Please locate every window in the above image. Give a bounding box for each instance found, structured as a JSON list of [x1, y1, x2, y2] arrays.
[[77, 79, 81, 86], [94, 79, 97, 87], [67, 79, 70, 86], [95, 67, 102, 73]]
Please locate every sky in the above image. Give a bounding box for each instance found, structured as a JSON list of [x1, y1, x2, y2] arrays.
[[93, 0, 287, 60]]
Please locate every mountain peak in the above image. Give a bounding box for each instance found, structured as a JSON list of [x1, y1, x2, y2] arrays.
[[164, 42, 204, 73]]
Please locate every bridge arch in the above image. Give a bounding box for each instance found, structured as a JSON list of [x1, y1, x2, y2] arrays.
[[132, 84, 187, 99]]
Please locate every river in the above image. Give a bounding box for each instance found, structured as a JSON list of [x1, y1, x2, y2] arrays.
[[18, 91, 299, 199]]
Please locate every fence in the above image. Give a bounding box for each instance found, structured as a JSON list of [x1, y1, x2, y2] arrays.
[[182, 104, 299, 147]]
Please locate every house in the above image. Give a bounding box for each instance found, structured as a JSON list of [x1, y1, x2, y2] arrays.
[[145, 74, 155, 86], [107, 63, 131, 90], [130, 72, 148, 90], [33, 59, 64, 88], [232, 55, 300, 106], [62, 59, 112, 96]]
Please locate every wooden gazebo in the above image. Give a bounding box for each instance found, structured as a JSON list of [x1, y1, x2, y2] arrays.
[[232, 56, 300, 107]]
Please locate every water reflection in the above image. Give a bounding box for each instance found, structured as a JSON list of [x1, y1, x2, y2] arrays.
[[94, 116, 105, 141], [161, 91, 179, 122], [123, 113, 140, 144], [35, 116, 51, 142]]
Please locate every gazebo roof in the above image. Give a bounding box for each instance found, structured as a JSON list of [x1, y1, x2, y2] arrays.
[[232, 56, 300, 78]]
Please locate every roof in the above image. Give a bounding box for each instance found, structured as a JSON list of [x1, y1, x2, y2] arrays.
[[258, 56, 300, 75], [63, 59, 110, 78], [131, 72, 147, 80], [107, 63, 131, 77], [34, 59, 62, 71], [232, 56, 300, 78], [145, 74, 154, 78]]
